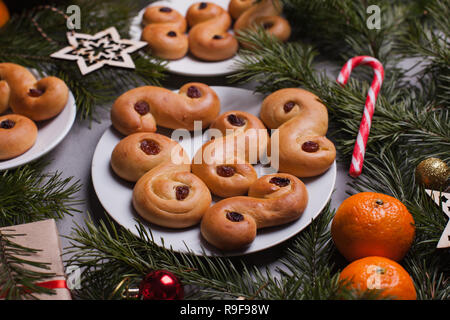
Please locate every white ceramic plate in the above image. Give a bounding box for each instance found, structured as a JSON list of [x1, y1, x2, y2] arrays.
[[129, 0, 240, 77], [0, 92, 77, 171], [91, 86, 336, 256]]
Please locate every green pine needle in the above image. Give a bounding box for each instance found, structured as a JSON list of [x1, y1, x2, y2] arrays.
[[0, 231, 56, 299]]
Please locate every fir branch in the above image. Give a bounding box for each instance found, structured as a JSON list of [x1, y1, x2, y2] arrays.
[[0, 231, 55, 299], [279, 204, 338, 299], [404, 258, 449, 300], [281, 0, 408, 65], [397, 0, 450, 106], [0, 160, 82, 227], [65, 206, 379, 300], [65, 217, 262, 300], [230, 29, 320, 94]]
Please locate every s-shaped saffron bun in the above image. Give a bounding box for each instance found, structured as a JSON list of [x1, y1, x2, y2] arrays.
[[133, 161, 213, 229], [233, 0, 291, 43], [200, 173, 308, 251], [110, 132, 189, 182], [260, 88, 336, 177], [186, 2, 239, 61], [110, 83, 221, 136], [0, 63, 68, 121], [191, 110, 269, 198], [141, 6, 189, 60], [127, 134, 212, 229]]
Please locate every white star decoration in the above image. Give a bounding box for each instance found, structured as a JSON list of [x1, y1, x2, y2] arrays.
[[425, 190, 450, 248], [51, 27, 147, 75]]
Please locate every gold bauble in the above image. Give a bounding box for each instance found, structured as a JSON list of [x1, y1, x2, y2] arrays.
[[415, 158, 450, 190]]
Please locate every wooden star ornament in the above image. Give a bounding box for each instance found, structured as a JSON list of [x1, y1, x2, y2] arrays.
[[425, 190, 450, 248], [51, 27, 147, 75]]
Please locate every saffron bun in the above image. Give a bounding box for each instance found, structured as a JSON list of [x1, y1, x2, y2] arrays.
[[133, 161, 212, 229], [191, 110, 269, 198], [186, 2, 238, 61], [110, 82, 221, 136], [110, 132, 188, 182], [0, 63, 68, 121], [110, 131, 211, 229], [260, 88, 336, 177], [127, 134, 212, 229], [233, 0, 291, 44], [200, 173, 308, 251], [141, 6, 189, 60]]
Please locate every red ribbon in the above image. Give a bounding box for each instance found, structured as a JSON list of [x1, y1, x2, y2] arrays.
[[1, 279, 69, 299], [35, 280, 68, 290]]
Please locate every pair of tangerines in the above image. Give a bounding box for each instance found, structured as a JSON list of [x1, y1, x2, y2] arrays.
[[332, 192, 417, 300]]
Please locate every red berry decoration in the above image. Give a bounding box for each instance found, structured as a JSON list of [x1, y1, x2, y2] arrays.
[[139, 270, 184, 300]]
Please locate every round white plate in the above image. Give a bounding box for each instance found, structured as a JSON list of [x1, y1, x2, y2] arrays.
[[0, 91, 77, 171], [130, 0, 240, 77], [91, 86, 336, 256]]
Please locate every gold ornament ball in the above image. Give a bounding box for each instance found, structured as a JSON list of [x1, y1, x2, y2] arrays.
[[415, 158, 450, 190]]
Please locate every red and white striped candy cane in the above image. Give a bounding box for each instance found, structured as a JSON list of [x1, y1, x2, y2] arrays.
[[337, 56, 384, 178]]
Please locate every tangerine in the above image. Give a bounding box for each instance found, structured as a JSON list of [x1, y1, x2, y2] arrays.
[[339, 256, 417, 300], [0, 1, 9, 28], [331, 192, 415, 261]]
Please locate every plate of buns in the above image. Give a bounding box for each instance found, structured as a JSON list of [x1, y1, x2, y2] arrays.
[[0, 63, 76, 171], [92, 83, 336, 256], [129, 0, 291, 76]]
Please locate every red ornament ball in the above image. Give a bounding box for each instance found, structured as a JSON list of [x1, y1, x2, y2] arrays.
[[139, 270, 184, 300]]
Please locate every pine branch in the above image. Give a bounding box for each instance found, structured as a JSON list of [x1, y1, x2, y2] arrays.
[[397, 0, 450, 107], [0, 160, 82, 227], [65, 205, 381, 300], [281, 0, 409, 65], [64, 217, 264, 300], [230, 29, 320, 94], [404, 257, 449, 300], [0, 231, 55, 299], [278, 204, 338, 299]]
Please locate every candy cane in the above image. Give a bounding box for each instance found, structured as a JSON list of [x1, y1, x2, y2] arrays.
[[337, 56, 384, 178]]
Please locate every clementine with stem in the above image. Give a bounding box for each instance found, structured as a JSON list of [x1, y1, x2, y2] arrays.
[[331, 192, 415, 261]]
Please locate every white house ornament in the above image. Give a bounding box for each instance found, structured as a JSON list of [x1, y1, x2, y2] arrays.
[[50, 27, 147, 75], [425, 190, 450, 248]]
